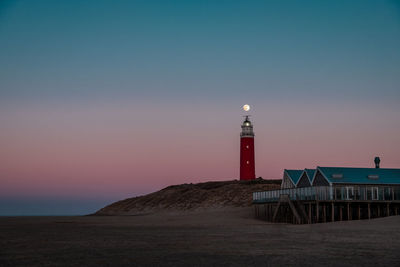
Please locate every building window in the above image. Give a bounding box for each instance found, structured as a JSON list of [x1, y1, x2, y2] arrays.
[[372, 187, 379, 200], [384, 187, 391, 200], [354, 187, 360, 200], [335, 187, 342, 200], [345, 187, 354, 200], [367, 188, 372, 200]]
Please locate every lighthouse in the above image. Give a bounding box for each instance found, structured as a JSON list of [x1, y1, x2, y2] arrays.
[[240, 115, 255, 180]]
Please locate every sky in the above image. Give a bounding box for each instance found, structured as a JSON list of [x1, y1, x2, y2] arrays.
[[1, 0, 400, 215]]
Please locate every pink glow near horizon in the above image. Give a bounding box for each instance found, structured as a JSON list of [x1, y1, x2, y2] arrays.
[[1, 101, 400, 199]]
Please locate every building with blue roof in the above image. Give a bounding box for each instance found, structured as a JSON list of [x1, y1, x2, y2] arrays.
[[254, 158, 400, 224], [296, 169, 316, 188], [312, 166, 400, 201], [314, 167, 400, 186], [281, 169, 303, 189], [278, 161, 400, 201]]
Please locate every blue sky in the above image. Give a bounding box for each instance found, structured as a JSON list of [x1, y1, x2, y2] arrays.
[[1, 0, 399, 105]]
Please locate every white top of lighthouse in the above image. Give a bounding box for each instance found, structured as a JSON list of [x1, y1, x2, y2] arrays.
[[241, 115, 254, 137]]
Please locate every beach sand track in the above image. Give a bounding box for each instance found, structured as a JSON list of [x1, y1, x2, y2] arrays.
[[1, 208, 400, 266]]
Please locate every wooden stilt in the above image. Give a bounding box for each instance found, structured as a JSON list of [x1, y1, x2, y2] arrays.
[[255, 195, 399, 224], [293, 209, 296, 224], [261, 204, 269, 220], [261, 205, 263, 220], [271, 204, 274, 221], [272, 204, 275, 220], [269, 204, 272, 221], [264, 204, 267, 220], [263, 204, 265, 218], [269, 204, 271, 221], [349, 204, 352, 220], [264, 205, 266, 220], [368, 203, 371, 219], [272, 202, 280, 222], [272, 204, 274, 221]]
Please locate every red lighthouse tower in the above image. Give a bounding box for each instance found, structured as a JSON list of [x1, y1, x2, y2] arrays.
[[240, 115, 255, 180]]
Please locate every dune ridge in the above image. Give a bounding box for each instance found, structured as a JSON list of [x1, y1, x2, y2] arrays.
[[95, 178, 281, 215]]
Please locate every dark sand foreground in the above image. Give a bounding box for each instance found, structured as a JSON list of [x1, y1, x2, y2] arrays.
[[1, 208, 400, 266]]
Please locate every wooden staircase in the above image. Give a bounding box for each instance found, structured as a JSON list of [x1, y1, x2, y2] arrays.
[[272, 194, 309, 224]]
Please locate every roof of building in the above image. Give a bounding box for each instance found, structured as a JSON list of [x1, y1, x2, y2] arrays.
[[305, 169, 316, 183], [285, 169, 303, 185], [316, 167, 400, 185]]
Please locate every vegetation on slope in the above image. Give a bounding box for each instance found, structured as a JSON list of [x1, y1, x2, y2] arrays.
[[95, 178, 281, 215]]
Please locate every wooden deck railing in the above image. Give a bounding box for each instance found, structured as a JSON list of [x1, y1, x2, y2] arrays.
[[253, 185, 400, 203]]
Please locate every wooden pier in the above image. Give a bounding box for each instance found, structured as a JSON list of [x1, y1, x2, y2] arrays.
[[253, 186, 400, 224], [255, 196, 400, 224]]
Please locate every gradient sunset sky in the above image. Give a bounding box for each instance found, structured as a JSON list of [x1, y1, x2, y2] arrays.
[[1, 0, 400, 215]]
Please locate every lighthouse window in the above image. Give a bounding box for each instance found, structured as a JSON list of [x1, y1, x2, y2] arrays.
[[246, 145, 249, 149], [247, 161, 249, 164]]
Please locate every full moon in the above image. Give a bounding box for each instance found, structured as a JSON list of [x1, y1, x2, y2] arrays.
[[243, 104, 250, 111]]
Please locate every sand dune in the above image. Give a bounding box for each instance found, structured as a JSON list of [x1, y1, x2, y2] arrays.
[[95, 179, 281, 215]]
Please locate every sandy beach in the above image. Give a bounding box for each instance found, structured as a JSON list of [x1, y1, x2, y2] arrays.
[[1, 208, 399, 266]]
